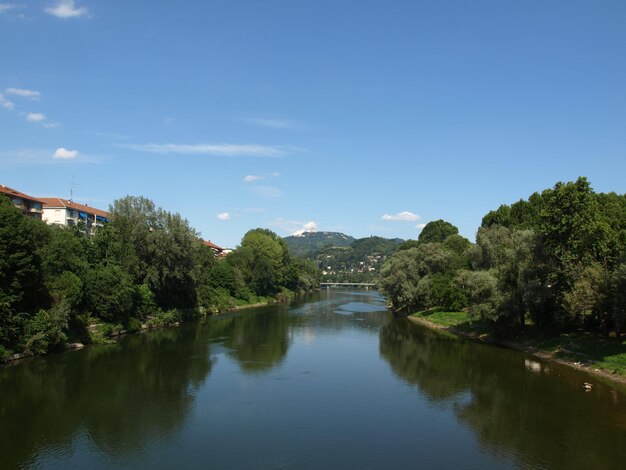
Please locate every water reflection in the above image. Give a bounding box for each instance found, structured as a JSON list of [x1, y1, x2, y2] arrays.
[[2, 291, 626, 469], [0, 324, 212, 468], [207, 307, 291, 373], [379, 318, 626, 469]]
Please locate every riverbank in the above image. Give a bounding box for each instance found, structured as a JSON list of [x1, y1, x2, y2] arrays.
[[2, 290, 305, 365], [408, 309, 626, 385]]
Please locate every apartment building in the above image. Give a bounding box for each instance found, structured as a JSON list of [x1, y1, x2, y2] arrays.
[[40, 197, 110, 235], [0, 184, 45, 219]]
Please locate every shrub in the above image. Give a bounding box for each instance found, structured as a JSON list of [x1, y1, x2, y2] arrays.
[[126, 317, 143, 332], [23, 305, 69, 354], [0, 345, 11, 362], [146, 309, 181, 328]]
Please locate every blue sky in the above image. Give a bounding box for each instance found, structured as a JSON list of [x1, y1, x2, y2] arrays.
[[1, 0, 625, 248]]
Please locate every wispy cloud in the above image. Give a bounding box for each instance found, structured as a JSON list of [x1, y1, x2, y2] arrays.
[[217, 212, 231, 221], [25, 112, 46, 122], [6, 87, 41, 100], [0, 3, 21, 13], [88, 130, 129, 140], [0, 147, 100, 167], [243, 172, 280, 183], [243, 175, 263, 183], [241, 117, 303, 130], [252, 186, 284, 199], [271, 218, 317, 235], [119, 143, 295, 158], [53, 147, 79, 159], [0, 94, 15, 110], [416, 223, 426, 231], [45, 0, 89, 19], [382, 211, 421, 222]]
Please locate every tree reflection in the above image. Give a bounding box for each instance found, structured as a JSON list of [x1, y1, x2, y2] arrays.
[[208, 308, 291, 373], [379, 319, 626, 469], [0, 323, 211, 468]]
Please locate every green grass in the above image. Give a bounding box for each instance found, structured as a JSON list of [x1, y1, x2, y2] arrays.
[[411, 308, 490, 335], [531, 332, 626, 375], [412, 309, 469, 327], [410, 309, 626, 377]]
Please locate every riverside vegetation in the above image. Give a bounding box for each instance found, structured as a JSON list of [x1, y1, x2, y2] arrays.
[[0, 195, 320, 361], [379, 177, 626, 377]]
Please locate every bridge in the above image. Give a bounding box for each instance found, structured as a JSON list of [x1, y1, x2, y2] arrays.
[[320, 282, 377, 290]]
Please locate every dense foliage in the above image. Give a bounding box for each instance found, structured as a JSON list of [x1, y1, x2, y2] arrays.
[[380, 177, 626, 337], [285, 233, 403, 282], [0, 195, 319, 359]]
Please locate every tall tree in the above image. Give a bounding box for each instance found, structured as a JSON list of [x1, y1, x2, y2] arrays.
[[418, 220, 459, 244]]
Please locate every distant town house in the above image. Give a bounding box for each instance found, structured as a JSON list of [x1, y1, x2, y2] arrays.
[[0, 184, 45, 219], [202, 240, 229, 257], [40, 197, 110, 235]]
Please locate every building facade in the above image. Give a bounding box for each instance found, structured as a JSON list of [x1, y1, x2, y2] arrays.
[[0, 184, 45, 219], [40, 198, 110, 235]]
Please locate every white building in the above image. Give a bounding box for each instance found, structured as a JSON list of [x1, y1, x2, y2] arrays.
[[40, 198, 109, 235]]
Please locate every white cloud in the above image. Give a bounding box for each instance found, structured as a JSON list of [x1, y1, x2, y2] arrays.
[[242, 117, 302, 130], [6, 88, 41, 100], [271, 218, 317, 235], [416, 223, 427, 231], [244, 174, 263, 183], [45, 0, 88, 18], [42, 122, 60, 128], [0, 94, 15, 110], [243, 172, 280, 183], [382, 211, 421, 222], [217, 212, 231, 221], [252, 186, 284, 198], [119, 143, 292, 158], [25, 112, 46, 122], [292, 221, 317, 236], [53, 147, 79, 159]]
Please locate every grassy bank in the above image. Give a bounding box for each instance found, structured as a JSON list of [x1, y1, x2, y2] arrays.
[[409, 309, 626, 381], [2, 289, 301, 363]]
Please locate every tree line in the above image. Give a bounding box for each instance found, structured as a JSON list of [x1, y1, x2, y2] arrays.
[[0, 195, 319, 359], [380, 177, 626, 337]]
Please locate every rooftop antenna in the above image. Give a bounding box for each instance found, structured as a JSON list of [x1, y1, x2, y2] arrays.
[[69, 175, 79, 202]]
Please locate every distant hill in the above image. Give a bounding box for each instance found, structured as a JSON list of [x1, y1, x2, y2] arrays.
[[284, 232, 404, 282], [283, 231, 355, 258]]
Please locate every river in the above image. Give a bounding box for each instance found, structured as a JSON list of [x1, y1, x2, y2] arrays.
[[1, 290, 625, 469]]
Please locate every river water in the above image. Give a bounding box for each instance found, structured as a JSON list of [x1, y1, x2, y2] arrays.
[[1, 290, 625, 469]]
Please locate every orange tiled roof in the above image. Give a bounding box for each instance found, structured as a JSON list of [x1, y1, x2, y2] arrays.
[[202, 240, 224, 251], [0, 184, 46, 204], [39, 197, 109, 218]]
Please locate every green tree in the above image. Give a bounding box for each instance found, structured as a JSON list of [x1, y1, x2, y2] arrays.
[[83, 265, 136, 323], [228, 229, 290, 296], [0, 196, 48, 347], [418, 220, 459, 244]]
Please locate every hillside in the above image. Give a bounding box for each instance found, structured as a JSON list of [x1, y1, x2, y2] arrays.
[[283, 231, 355, 258], [284, 232, 404, 282]]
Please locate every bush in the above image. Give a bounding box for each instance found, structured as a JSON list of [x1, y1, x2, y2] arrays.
[[23, 305, 69, 354], [135, 283, 157, 320], [0, 345, 11, 362], [89, 322, 123, 344], [146, 309, 181, 328], [126, 317, 143, 332]]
